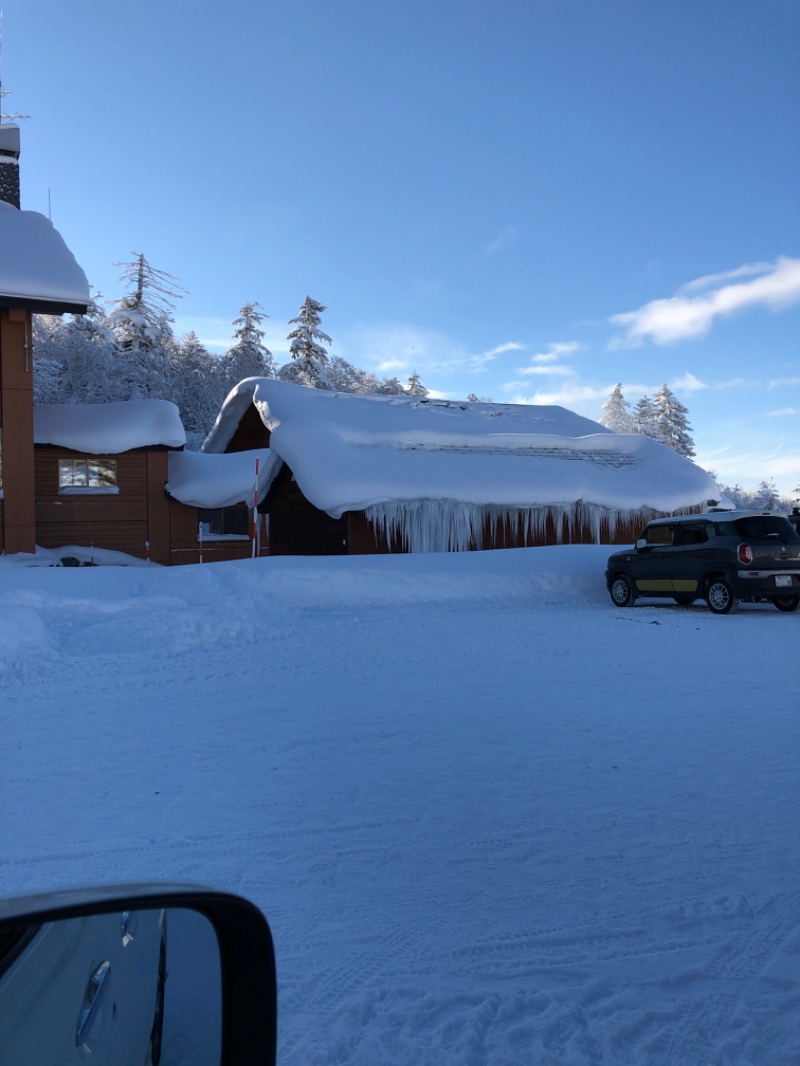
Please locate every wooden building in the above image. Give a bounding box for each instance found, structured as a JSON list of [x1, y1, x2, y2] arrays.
[[202, 378, 720, 555], [0, 199, 91, 554]]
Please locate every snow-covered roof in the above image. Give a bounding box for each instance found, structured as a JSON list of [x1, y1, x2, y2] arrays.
[[0, 201, 90, 313], [34, 400, 186, 453], [203, 378, 719, 524], [166, 448, 279, 509]]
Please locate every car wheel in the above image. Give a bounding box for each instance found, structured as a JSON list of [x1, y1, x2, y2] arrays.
[[774, 595, 800, 612], [673, 596, 695, 606], [706, 578, 738, 615], [609, 574, 636, 607]]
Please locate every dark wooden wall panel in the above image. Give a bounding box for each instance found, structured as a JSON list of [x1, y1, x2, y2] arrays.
[[268, 466, 347, 556], [225, 405, 271, 452]]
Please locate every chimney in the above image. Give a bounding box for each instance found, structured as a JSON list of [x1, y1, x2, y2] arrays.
[[0, 124, 20, 207]]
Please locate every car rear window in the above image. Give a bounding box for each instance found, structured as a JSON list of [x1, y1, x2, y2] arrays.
[[730, 516, 800, 540]]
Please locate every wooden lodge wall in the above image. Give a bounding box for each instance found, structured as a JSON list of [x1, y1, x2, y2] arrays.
[[34, 447, 172, 563], [167, 498, 268, 565], [264, 464, 648, 556], [0, 308, 36, 554]]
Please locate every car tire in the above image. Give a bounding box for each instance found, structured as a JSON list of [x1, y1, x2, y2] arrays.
[[609, 574, 636, 607], [774, 595, 800, 612], [673, 596, 695, 606], [706, 578, 738, 615]]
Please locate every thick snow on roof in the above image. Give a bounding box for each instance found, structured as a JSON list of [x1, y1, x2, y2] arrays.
[[0, 201, 90, 310], [167, 449, 279, 509], [203, 376, 610, 453], [204, 378, 718, 524], [35, 400, 186, 453]]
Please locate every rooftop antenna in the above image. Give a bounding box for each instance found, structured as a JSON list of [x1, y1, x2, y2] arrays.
[[0, 11, 31, 123]]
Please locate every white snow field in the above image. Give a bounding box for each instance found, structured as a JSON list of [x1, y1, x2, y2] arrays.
[[1, 546, 798, 1065]]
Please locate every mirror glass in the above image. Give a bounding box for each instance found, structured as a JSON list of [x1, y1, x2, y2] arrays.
[[0, 907, 221, 1065]]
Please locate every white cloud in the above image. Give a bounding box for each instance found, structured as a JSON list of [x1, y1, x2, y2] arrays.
[[341, 324, 522, 378], [529, 341, 581, 363], [519, 364, 575, 378], [508, 383, 611, 408], [694, 445, 800, 495], [609, 256, 800, 347], [767, 407, 799, 417], [670, 372, 708, 393], [483, 226, 519, 257]]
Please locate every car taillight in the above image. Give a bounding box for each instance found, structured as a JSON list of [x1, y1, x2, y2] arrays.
[[738, 543, 753, 564]]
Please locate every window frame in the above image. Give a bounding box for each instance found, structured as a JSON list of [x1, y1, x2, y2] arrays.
[[57, 458, 119, 495], [198, 507, 251, 541]]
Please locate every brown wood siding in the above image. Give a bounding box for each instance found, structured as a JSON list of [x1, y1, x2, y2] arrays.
[[352, 510, 659, 552], [225, 405, 271, 452], [167, 498, 267, 565], [35, 447, 156, 560], [146, 451, 171, 564], [346, 511, 394, 553], [267, 465, 347, 555], [0, 308, 36, 553]]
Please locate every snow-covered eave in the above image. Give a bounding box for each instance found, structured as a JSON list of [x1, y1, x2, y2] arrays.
[[0, 292, 89, 315], [34, 400, 187, 453], [166, 448, 280, 509]]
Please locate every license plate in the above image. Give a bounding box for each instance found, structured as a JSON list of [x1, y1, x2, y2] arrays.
[[775, 575, 792, 588]]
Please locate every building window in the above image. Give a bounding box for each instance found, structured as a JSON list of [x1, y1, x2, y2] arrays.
[[58, 458, 119, 494], [199, 507, 249, 539]]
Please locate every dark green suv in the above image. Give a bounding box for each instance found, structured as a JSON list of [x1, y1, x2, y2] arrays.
[[605, 511, 800, 614]]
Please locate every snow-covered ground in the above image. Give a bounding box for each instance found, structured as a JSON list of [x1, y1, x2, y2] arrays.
[[1, 547, 798, 1065]]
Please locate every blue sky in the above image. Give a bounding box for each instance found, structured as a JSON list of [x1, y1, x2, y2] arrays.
[[6, 0, 799, 495]]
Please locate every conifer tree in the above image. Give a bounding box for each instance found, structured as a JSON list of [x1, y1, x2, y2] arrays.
[[219, 303, 275, 394], [406, 371, 429, 397], [107, 254, 186, 398], [280, 296, 332, 388], [632, 395, 657, 438], [599, 383, 633, 433], [652, 384, 695, 458]]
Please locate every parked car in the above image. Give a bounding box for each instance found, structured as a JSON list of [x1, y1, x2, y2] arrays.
[[605, 511, 800, 614]]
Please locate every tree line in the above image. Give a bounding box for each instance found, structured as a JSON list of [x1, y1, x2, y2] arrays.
[[599, 382, 795, 512], [33, 254, 428, 448]]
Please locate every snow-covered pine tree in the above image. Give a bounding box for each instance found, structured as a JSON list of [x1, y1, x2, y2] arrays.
[[280, 296, 332, 389], [325, 355, 380, 394], [106, 253, 186, 399], [167, 331, 222, 447], [652, 384, 695, 458], [33, 297, 118, 405], [752, 479, 782, 512], [632, 395, 658, 438], [375, 376, 406, 395], [219, 303, 276, 395], [406, 371, 429, 398], [599, 383, 633, 433]]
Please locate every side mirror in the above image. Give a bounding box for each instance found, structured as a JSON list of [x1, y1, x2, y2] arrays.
[[0, 883, 276, 1066], [635, 538, 649, 550]]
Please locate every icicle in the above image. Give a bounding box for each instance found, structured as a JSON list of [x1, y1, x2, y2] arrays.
[[363, 500, 650, 553]]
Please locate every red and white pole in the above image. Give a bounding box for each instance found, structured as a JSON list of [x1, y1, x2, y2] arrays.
[[252, 457, 260, 558]]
